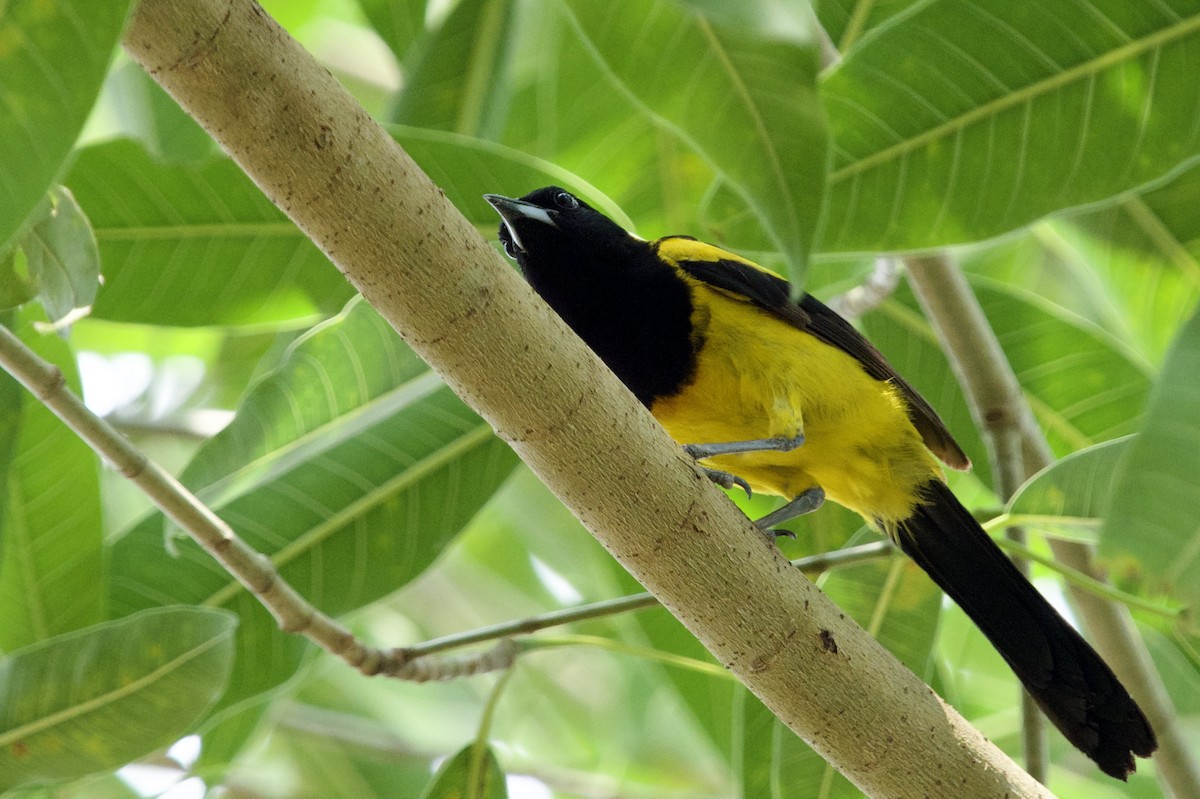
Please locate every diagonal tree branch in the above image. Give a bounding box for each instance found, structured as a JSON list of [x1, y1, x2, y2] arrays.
[[112, 1, 1055, 796]]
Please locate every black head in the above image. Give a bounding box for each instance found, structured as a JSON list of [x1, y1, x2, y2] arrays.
[[483, 187, 696, 407], [483, 187, 639, 272]]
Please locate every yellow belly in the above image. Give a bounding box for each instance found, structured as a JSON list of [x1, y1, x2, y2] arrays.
[[649, 285, 941, 526]]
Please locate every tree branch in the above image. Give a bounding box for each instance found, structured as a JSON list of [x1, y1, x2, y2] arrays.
[[115, 1, 1054, 796], [905, 253, 1200, 798]]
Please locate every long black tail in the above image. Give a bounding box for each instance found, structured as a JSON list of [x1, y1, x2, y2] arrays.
[[895, 480, 1156, 779]]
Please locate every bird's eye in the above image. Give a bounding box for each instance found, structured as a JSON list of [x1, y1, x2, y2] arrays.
[[554, 191, 579, 210]]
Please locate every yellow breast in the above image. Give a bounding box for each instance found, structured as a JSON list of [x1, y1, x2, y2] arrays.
[[649, 278, 941, 526]]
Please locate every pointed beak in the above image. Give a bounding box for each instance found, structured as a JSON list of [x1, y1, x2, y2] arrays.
[[484, 194, 556, 254]]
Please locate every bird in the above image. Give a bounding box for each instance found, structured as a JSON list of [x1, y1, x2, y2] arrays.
[[485, 186, 1157, 779]]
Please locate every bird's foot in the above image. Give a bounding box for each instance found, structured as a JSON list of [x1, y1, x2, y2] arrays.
[[754, 487, 826, 537]]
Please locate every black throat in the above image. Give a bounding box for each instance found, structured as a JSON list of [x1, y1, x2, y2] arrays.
[[519, 239, 698, 407]]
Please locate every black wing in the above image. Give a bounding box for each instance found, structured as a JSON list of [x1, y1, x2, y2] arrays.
[[676, 257, 970, 470]]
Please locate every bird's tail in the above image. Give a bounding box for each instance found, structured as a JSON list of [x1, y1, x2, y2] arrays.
[[894, 479, 1156, 779]]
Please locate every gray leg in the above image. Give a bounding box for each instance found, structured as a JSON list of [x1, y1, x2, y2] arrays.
[[684, 434, 805, 461], [754, 487, 826, 530]]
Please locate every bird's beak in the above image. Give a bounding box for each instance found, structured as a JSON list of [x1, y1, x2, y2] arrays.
[[483, 194, 556, 254]]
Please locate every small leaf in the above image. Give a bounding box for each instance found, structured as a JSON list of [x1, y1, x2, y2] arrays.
[[420, 744, 508, 799], [1102, 309, 1200, 605], [1006, 437, 1133, 543], [0, 606, 237, 791], [17, 187, 101, 323]]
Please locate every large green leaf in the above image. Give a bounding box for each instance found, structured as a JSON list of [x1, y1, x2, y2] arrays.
[[390, 125, 635, 234], [391, 0, 516, 139], [103, 62, 217, 165], [63, 139, 354, 327], [1102, 309, 1200, 606], [497, 3, 716, 242], [819, 0, 1200, 253], [0, 307, 103, 652], [1006, 437, 1132, 544], [356, 0, 429, 62], [873, 278, 1153, 460], [109, 298, 518, 762], [817, 0, 929, 53], [0, 0, 130, 255], [1049, 162, 1200, 365], [562, 0, 827, 282], [0, 606, 236, 791]]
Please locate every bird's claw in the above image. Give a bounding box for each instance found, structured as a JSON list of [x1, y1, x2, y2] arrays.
[[701, 467, 752, 498]]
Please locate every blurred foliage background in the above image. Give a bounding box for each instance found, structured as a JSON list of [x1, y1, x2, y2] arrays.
[[1, 0, 1198, 797]]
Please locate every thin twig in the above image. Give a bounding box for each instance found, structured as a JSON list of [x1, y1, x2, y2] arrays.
[[396, 541, 896, 662]]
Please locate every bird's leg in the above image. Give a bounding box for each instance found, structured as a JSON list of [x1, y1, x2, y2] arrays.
[[754, 487, 826, 539], [683, 435, 805, 498], [683, 434, 805, 460]]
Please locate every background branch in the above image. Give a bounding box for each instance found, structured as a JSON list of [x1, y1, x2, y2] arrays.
[[905, 253, 1200, 798], [114, 1, 1055, 796]]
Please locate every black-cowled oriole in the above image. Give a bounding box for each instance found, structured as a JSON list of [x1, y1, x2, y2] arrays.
[[485, 186, 1156, 779]]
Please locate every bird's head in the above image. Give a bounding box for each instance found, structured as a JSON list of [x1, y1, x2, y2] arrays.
[[484, 187, 637, 273]]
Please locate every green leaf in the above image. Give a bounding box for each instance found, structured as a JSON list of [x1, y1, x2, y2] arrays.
[[419, 743, 507, 799], [0, 306, 104, 652], [0, 250, 36, 309], [63, 139, 354, 327], [109, 298, 518, 760], [1006, 436, 1132, 543], [1048, 163, 1200, 365], [876, 278, 1153, 458], [1102, 309, 1200, 605], [819, 0, 1200, 253], [676, 0, 815, 43], [562, 0, 827, 282], [391, 0, 516, 139], [16, 186, 101, 323], [0, 0, 130, 256], [103, 62, 217, 164], [0, 606, 237, 792], [356, 0, 429, 62], [817, 0, 929, 53], [390, 125, 635, 234], [497, 5, 718, 242]]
